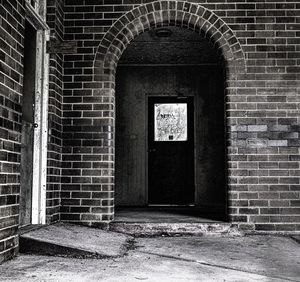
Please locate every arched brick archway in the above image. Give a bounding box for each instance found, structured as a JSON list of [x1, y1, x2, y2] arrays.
[[93, 0, 245, 82], [90, 0, 246, 222]]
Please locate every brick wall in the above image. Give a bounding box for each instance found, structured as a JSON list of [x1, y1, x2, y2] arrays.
[[0, 0, 24, 263], [62, 0, 300, 232], [46, 0, 64, 223]]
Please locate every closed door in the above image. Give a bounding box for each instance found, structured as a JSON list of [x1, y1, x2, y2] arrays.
[[19, 21, 37, 226], [148, 96, 194, 205], [19, 121, 34, 226]]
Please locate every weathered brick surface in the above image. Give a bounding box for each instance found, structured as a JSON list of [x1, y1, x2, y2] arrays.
[[62, 0, 300, 231], [0, 0, 24, 263]]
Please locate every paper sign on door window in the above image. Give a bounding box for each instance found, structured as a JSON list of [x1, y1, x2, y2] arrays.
[[154, 103, 187, 141]]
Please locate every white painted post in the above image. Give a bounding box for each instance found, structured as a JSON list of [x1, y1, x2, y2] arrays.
[[28, 1, 49, 224], [39, 29, 50, 224]]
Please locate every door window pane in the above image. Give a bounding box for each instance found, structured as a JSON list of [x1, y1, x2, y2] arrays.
[[154, 103, 187, 141]]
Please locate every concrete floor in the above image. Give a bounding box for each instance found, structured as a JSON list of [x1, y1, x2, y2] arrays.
[[1, 235, 299, 282], [114, 207, 225, 223]]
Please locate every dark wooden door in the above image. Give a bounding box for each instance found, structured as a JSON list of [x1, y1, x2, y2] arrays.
[[148, 96, 194, 205], [19, 21, 36, 226]]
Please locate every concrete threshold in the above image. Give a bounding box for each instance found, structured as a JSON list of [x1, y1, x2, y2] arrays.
[[109, 222, 242, 237], [19, 223, 133, 258], [110, 207, 241, 237]]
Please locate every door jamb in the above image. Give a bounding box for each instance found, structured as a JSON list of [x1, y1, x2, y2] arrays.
[[25, 2, 50, 224]]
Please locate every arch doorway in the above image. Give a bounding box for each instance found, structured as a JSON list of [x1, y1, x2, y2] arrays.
[[115, 27, 227, 221]]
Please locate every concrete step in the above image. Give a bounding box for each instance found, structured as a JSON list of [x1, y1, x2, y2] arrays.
[[109, 222, 242, 237], [20, 223, 133, 258]]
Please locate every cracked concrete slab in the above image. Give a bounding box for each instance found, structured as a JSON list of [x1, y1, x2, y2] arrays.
[[109, 222, 242, 237], [135, 235, 300, 282], [20, 223, 132, 258], [2, 234, 299, 281]]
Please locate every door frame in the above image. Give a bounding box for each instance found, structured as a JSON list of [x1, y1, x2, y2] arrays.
[[23, 2, 50, 224], [145, 93, 196, 206]]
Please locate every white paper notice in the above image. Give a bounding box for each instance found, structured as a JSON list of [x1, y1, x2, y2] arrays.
[[154, 103, 187, 141]]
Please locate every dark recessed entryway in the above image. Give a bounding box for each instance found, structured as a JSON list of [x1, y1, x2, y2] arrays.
[[115, 27, 226, 221]]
